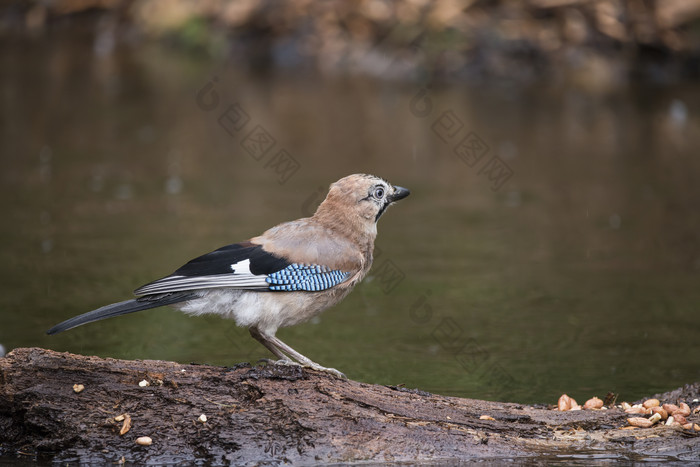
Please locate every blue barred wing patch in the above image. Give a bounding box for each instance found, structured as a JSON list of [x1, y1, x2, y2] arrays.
[[266, 264, 350, 291]]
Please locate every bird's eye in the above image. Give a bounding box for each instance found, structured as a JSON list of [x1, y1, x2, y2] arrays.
[[372, 186, 385, 200]]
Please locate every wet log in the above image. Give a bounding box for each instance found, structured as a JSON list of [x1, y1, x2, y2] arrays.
[[0, 348, 698, 463]]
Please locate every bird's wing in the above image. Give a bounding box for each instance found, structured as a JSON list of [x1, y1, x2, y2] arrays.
[[134, 241, 353, 296]]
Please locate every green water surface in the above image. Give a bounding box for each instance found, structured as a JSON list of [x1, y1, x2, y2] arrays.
[[1, 28, 699, 406]]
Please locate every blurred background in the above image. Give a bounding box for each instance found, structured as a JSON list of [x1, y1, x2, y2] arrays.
[[1, 0, 699, 406]]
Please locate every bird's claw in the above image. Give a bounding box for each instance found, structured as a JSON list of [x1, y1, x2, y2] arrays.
[[266, 359, 346, 379], [326, 368, 347, 379], [271, 359, 302, 368], [308, 364, 347, 379]]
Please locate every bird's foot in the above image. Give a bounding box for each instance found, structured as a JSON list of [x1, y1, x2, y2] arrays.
[[306, 363, 347, 379], [266, 358, 346, 379], [268, 358, 303, 368], [257, 358, 285, 366]]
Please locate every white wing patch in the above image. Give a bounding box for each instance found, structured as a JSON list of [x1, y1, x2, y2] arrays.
[[135, 259, 268, 295], [230, 259, 252, 274]]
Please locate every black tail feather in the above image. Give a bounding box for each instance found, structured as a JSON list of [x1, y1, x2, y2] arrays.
[[46, 292, 197, 335]]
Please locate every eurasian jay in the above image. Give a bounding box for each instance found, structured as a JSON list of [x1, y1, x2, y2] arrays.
[[47, 174, 410, 378]]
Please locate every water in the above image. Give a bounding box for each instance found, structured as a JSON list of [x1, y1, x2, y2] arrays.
[[1, 27, 699, 407]]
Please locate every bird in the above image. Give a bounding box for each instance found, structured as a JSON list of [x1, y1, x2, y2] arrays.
[[47, 174, 410, 378]]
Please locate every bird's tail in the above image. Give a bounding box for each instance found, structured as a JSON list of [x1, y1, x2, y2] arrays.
[[46, 292, 197, 335]]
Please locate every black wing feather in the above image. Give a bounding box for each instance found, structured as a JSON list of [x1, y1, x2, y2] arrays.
[[133, 242, 291, 295], [172, 242, 290, 277]]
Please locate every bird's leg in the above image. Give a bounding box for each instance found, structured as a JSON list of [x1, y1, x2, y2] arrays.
[[248, 327, 291, 362], [267, 334, 347, 379], [249, 327, 306, 370], [249, 327, 346, 379]]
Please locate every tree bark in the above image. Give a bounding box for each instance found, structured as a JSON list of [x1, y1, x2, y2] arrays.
[[0, 348, 698, 463]]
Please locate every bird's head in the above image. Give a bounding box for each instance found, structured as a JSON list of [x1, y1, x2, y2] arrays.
[[314, 174, 410, 237]]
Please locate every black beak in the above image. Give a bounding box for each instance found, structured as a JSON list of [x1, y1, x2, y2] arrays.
[[389, 185, 410, 203]]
